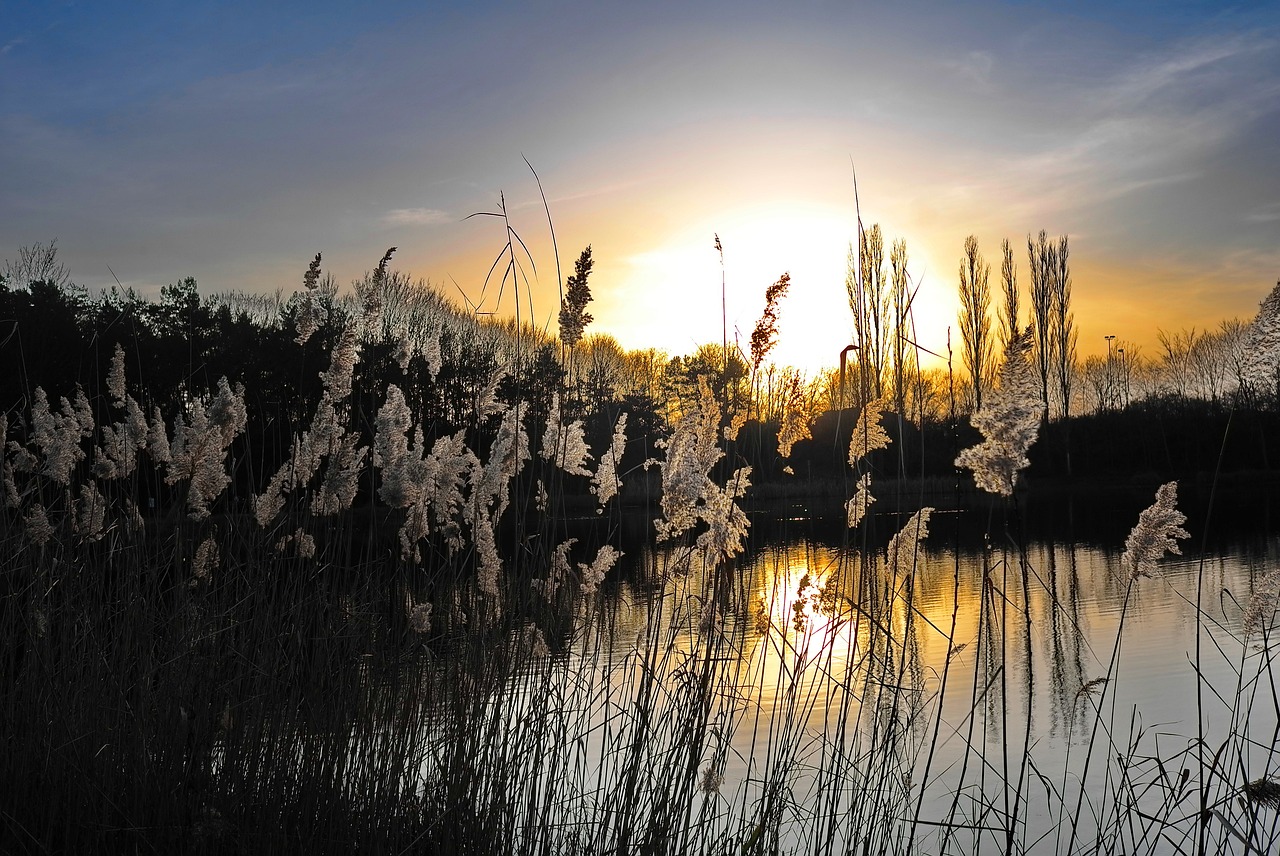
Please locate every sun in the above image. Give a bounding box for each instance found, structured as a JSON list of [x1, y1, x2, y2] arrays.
[[596, 200, 956, 376]]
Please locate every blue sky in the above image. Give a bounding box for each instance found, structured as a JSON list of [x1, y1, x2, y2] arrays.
[[3, 0, 1278, 370]]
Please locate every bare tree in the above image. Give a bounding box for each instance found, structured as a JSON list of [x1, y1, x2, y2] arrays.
[[958, 235, 994, 412], [999, 238, 1019, 350], [889, 239, 912, 416], [1028, 231, 1056, 416], [2, 239, 72, 290], [845, 225, 889, 405], [1051, 235, 1077, 419]]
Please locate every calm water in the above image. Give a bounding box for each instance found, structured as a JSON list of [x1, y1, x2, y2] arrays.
[[530, 488, 1280, 852]]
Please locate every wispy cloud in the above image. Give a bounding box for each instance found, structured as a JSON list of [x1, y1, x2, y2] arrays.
[[0, 37, 25, 56], [381, 207, 450, 227]]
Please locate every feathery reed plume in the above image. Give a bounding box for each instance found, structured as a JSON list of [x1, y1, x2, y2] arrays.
[[591, 412, 627, 508], [24, 387, 93, 485], [776, 374, 812, 459], [846, 472, 875, 529], [541, 393, 592, 477], [1243, 569, 1280, 635], [375, 385, 478, 560], [2, 415, 18, 508], [955, 326, 1042, 496], [407, 601, 433, 635], [654, 377, 724, 542], [73, 481, 106, 542], [192, 535, 219, 586], [23, 503, 54, 546], [749, 272, 791, 379], [1245, 778, 1280, 809], [849, 395, 891, 467], [295, 253, 325, 345], [166, 377, 247, 520], [558, 246, 594, 349], [534, 538, 576, 599], [107, 342, 127, 406], [94, 350, 150, 480], [886, 508, 933, 575], [1121, 481, 1190, 580], [579, 544, 622, 597]]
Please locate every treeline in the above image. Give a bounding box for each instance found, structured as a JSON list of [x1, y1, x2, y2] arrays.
[[2, 241, 1278, 503]]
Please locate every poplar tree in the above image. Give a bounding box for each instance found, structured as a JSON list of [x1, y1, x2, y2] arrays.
[[958, 235, 994, 412]]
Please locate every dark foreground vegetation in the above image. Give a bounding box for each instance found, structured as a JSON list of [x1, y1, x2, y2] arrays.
[[3, 246, 1280, 854]]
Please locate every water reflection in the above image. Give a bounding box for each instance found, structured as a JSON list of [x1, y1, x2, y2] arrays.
[[557, 507, 1280, 851]]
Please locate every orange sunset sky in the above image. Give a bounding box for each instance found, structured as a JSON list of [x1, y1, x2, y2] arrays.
[[3, 1, 1278, 374]]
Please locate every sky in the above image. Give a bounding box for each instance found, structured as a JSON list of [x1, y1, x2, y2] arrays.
[[2, 0, 1278, 374]]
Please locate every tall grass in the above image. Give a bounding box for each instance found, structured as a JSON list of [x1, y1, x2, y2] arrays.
[[2, 266, 1279, 856]]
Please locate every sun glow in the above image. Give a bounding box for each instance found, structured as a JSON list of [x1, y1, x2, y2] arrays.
[[596, 201, 956, 376]]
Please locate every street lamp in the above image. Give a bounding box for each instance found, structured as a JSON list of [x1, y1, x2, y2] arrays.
[[1104, 335, 1117, 410]]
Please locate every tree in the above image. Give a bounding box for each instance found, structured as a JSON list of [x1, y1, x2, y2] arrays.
[[2, 239, 71, 290], [889, 239, 912, 417], [1051, 235, 1077, 420], [1028, 231, 1056, 417], [958, 235, 994, 412], [999, 238, 1019, 350], [846, 225, 889, 405]]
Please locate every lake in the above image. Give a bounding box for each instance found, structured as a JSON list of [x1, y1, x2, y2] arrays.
[[490, 485, 1280, 854]]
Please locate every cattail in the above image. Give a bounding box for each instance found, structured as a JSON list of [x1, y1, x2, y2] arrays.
[[849, 396, 891, 467], [955, 327, 1042, 496], [1121, 481, 1189, 580], [591, 412, 628, 508], [846, 472, 875, 529]]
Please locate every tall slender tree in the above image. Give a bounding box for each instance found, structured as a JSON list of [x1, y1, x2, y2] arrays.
[[1028, 230, 1056, 416], [890, 238, 912, 417], [958, 235, 994, 412], [1051, 235, 1077, 420], [999, 238, 1019, 350]]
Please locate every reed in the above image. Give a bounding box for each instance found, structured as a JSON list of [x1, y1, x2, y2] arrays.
[[1, 251, 1278, 856]]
